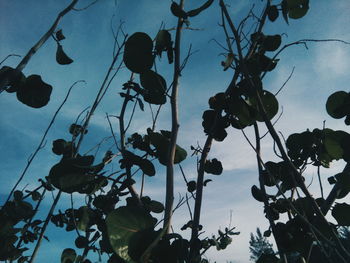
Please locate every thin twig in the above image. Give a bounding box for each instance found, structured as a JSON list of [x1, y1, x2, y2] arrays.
[[0, 54, 21, 66], [73, 0, 100, 11]]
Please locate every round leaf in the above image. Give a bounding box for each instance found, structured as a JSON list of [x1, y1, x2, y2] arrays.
[[0, 66, 25, 93], [254, 90, 279, 121], [123, 32, 153, 73], [263, 35, 282, 52], [326, 91, 349, 119], [61, 248, 76, 263], [140, 70, 167, 105], [106, 206, 157, 261], [287, 0, 309, 19], [16, 74, 52, 108], [332, 203, 350, 226]]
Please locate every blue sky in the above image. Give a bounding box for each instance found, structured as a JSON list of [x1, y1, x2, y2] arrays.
[[1, 0, 350, 262]]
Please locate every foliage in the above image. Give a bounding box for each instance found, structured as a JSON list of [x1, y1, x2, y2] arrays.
[[1, 0, 350, 263]]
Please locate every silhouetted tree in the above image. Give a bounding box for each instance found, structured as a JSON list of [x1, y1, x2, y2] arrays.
[[249, 228, 274, 261]]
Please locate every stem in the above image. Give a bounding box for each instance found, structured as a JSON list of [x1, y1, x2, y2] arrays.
[[29, 190, 62, 263], [189, 136, 213, 261], [163, 0, 184, 232], [119, 74, 141, 203], [253, 123, 287, 262]]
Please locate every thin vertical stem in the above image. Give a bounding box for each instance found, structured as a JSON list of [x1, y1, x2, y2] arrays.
[[29, 190, 62, 263], [163, 0, 185, 232], [119, 74, 141, 203]]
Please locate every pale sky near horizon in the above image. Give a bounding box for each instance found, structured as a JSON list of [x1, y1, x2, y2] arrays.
[[1, 1, 350, 262]]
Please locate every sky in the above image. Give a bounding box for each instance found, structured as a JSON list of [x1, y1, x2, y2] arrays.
[[1, 0, 350, 262]]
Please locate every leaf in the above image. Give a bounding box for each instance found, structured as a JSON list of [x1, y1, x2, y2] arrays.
[[75, 236, 89, 248], [155, 30, 172, 58], [170, 2, 187, 18], [281, 0, 289, 24], [16, 74, 52, 108], [48, 156, 98, 194], [106, 206, 157, 262], [139, 159, 156, 177], [147, 130, 187, 165], [148, 200, 164, 213], [13, 191, 23, 201], [187, 0, 214, 17], [56, 44, 73, 65], [324, 133, 343, 160], [52, 139, 68, 155], [334, 172, 350, 193], [137, 98, 144, 111], [287, 0, 309, 19], [76, 206, 94, 232], [140, 70, 167, 105], [187, 181, 196, 192], [31, 191, 41, 201], [0, 66, 25, 93], [60, 248, 76, 263], [262, 35, 282, 52], [123, 32, 153, 73], [128, 228, 160, 261], [56, 29, 66, 41], [251, 185, 265, 202], [204, 158, 223, 175], [222, 53, 234, 71], [332, 203, 350, 226], [267, 5, 279, 22], [203, 179, 212, 186], [252, 90, 279, 121], [326, 91, 350, 119]]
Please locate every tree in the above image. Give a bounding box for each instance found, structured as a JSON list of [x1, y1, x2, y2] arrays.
[[249, 228, 275, 261], [1, 0, 350, 263]]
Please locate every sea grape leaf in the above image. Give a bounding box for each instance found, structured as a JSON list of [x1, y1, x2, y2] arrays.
[[128, 228, 160, 261], [204, 158, 223, 175], [106, 206, 157, 262], [147, 200, 164, 214], [262, 35, 282, 52], [155, 30, 172, 58], [48, 156, 99, 194], [287, 0, 309, 19], [326, 91, 350, 119], [267, 5, 279, 22], [251, 90, 279, 121], [76, 206, 94, 232], [140, 70, 167, 105], [16, 74, 52, 108], [147, 129, 187, 165], [281, 0, 289, 24], [0, 66, 25, 93], [332, 203, 350, 226], [170, 2, 187, 18], [56, 29, 66, 41], [56, 44, 73, 65], [123, 32, 153, 73], [61, 248, 76, 263], [222, 53, 234, 71]]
